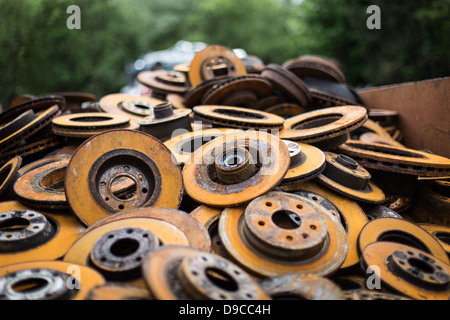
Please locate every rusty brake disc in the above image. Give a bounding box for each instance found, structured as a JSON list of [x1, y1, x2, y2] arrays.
[[190, 205, 229, 258], [0, 110, 36, 141], [0, 105, 61, 153], [303, 78, 365, 107], [137, 70, 188, 96], [98, 93, 163, 127], [13, 159, 69, 209], [280, 106, 367, 150], [63, 217, 190, 286], [358, 132, 405, 148], [419, 223, 450, 260], [138, 103, 192, 142], [0, 95, 65, 126], [87, 283, 152, 300], [357, 217, 450, 264], [0, 156, 22, 201], [280, 180, 369, 269], [282, 55, 346, 83], [361, 242, 450, 300], [142, 245, 269, 300], [218, 191, 348, 277], [182, 131, 290, 207], [0, 136, 65, 168], [164, 128, 241, 167], [184, 77, 232, 108], [262, 103, 305, 119], [259, 272, 344, 300], [316, 152, 385, 204], [201, 75, 272, 107], [360, 204, 403, 221], [52, 112, 133, 138], [343, 289, 410, 300], [188, 45, 247, 88], [0, 201, 85, 267], [65, 129, 183, 226], [193, 105, 285, 130], [18, 154, 71, 176], [338, 140, 450, 178], [280, 140, 325, 185], [261, 64, 312, 107], [410, 180, 450, 226], [0, 260, 104, 300], [88, 207, 211, 253]]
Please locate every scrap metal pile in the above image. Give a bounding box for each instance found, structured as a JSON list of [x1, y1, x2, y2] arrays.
[[0, 45, 449, 300]]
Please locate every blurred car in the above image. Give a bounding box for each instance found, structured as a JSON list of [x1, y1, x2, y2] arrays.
[[121, 40, 248, 95]]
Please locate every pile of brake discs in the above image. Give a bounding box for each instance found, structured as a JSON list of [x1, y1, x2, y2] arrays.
[[0, 45, 449, 301]]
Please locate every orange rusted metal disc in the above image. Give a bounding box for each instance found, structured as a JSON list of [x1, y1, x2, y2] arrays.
[[281, 140, 325, 185], [193, 105, 285, 130], [98, 93, 163, 127], [338, 140, 450, 177], [14, 159, 69, 209], [419, 223, 450, 258], [343, 289, 410, 300], [188, 45, 247, 88], [86, 283, 152, 300], [316, 152, 385, 204], [280, 106, 367, 149], [164, 128, 241, 166], [218, 191, 348, 277], [142, 245, 269, 300], [18, 154, 71, 176], [282, 55, 346, 83], [280, 180, 369, 269], [65, 129, 183, 226], [0, 156, 22, 200], [0, 260, 105, 300], [189, 205, 228, 258], [183, 131, 290, 207], [259, 272, 345, 300], [137, 70, 188, 95], [0, 105, 61, 153], [52, 112, 133, 138], [63, 217, 191, 287], [357, 218, 450, 264], [261, 64, 312, 107], [0, 201, 85, 267], [361, 242, 450, 300], [88, 207, 211, 253], [358, 132, 405, 148]]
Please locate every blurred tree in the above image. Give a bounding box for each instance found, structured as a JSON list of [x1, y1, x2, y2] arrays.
[[0, 0, 448, 108]]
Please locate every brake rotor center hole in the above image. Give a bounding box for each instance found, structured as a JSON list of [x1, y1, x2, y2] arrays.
[[272, 210, 302, 230], [336, 154, 358, 170], [0, 217, 30, 232], [11, 277, 49, 293], [408, 257, 435, 274], [110, 238, 140, 257]]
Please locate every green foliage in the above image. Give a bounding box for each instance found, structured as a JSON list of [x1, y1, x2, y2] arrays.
[[0, 0, 448, 108]]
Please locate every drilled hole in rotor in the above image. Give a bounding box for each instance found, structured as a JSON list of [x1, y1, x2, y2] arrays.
[[272, 210, 301, 230], [11, 278, 49, 293], [293, 114, 342, 130], [435, 232, 450, 246], [70, 116, 114, 122], [215, 108, 266, 120], [378, 230, 430, 254], [110, 238, 140, 257], [40, 167, 66, 192], [408, 258, 434, 274], [205, 267, 239, 292], [0, 218, 30, 232]]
